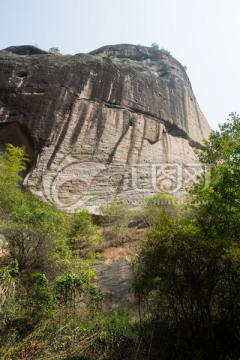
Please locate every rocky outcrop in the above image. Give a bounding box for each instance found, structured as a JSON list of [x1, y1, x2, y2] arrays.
[[0, 44, 211, 212], [96, 259, 134, 313]]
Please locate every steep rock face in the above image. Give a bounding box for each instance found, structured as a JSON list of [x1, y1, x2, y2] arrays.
[[0, 44, 211, 211]]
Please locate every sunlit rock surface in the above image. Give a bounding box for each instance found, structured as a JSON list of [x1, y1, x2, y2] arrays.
[[0, 44, 211, 212]]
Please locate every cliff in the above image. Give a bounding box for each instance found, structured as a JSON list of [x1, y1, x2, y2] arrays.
[[0, 44, 211, 211]]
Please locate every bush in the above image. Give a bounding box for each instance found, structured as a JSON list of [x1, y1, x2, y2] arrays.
[[68, 210, 103, 254], [99, 201, 132, 229], [49, 46, 61, 54], [134, 210, 240, 357], [151, 42, 159, 50]]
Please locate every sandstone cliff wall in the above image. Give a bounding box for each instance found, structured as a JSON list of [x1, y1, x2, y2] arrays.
[[0, 44, 211, 211]]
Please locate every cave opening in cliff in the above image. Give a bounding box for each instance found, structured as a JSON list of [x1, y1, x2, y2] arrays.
[[0, 122, 34, 169]]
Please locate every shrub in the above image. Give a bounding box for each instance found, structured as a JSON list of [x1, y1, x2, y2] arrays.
[[151, 43, 159, 50], [68, 210, 103, 253]]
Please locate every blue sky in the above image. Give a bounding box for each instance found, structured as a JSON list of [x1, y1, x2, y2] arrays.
[[1, 0, 240, 130]]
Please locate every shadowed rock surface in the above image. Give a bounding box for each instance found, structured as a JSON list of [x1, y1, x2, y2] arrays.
[[96, 260, 134, 313], [0, 44, 211, 211]]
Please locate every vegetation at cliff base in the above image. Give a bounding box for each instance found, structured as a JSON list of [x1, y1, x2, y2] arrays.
[[133, 113, 240, 359], [0, 114, 239, 359]]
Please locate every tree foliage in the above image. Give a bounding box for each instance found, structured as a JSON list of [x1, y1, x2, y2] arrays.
[[133, 114, 240, 359], [0, 144, 28, 213], [68, 209, 102, 253], [0, 145, 103, 274], [0, 145, 104, 358], [151, 42, 159, 50], [49, 46, 60, 54], [192, 112, 240, 242]]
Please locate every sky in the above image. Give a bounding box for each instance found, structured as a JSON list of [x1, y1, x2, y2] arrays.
[[1, 0, 240, 130]]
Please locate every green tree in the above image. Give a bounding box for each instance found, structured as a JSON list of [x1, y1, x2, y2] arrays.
[[191, 112, 240, 242], [49, 46, 60, 54], [1, 192, 72, 273], [0, 144, 28, 214], [151, 42, 159, 50], [0, 145, 108, 359], [68, 210, 102, 253], [133, 114, 240, 359], [0, 145, 74, 273], [0, 260, 19, 327], [55, 273, 89, 320]]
